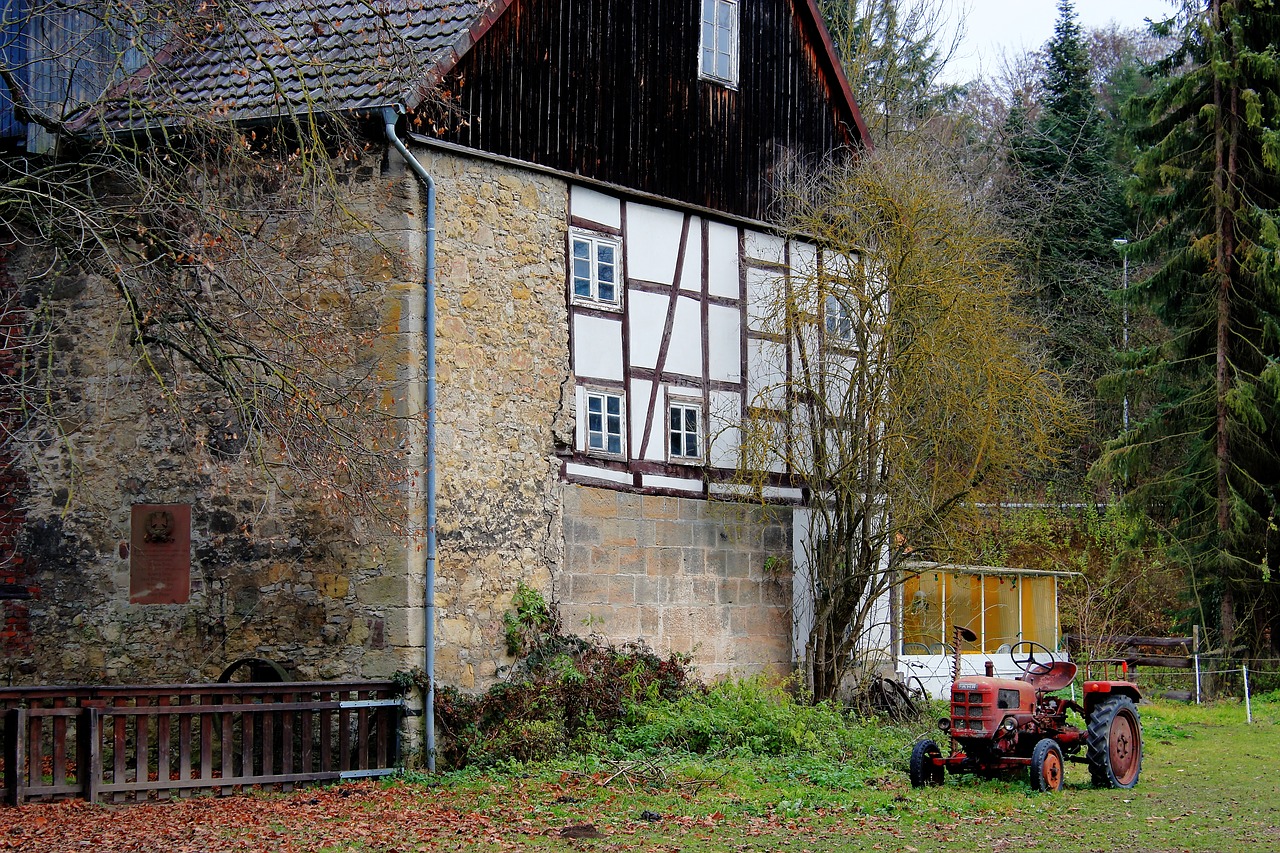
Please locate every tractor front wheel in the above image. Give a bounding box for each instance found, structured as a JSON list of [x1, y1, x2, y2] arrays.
[[909, 739, 944, 787], [1087, 696, 1142, 788], [1030, 739, 1065, 792]]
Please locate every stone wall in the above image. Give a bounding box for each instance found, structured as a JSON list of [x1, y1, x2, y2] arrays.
[[8, 160, 427, 684], [3, 141, 572, 694], [406, 146, 572, 690], [0, 247, 33, 675], [558, 484, 794, 681]]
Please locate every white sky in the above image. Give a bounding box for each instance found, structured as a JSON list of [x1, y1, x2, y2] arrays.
[[939, 0, 1177, 84]]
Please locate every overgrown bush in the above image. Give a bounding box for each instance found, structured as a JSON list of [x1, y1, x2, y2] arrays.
[[611, 676, 915, 766], [417, 584, 928, 772], [428, 583, 694, 769]]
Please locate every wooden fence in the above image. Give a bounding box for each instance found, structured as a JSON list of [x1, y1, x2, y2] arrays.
[[1, 681, 402, 805]]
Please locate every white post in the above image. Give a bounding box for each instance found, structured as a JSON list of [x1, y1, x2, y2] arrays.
[[1244, 665, 1252, 723], [1193, 625, 1202, 704]]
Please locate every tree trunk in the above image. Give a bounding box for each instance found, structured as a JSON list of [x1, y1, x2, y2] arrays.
[[1212, 0, 1239, 652]]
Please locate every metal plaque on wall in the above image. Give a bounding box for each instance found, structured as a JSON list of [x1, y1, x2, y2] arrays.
[[129, 503, 191, 604]]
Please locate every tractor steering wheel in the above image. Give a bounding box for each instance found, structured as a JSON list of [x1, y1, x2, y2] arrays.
[[1008, 641, 1055, 676]]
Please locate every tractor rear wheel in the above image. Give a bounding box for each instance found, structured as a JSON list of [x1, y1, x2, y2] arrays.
[[1087, 696, 1142, 788], [909, 739, 944, 787], [1029, 739, 1065, 792]]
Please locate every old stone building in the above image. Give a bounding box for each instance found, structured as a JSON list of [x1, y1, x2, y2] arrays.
[[0, 0, 870, 689]]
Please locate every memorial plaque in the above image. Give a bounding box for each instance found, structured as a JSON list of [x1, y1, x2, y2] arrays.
[[129, 503, 191, 604]]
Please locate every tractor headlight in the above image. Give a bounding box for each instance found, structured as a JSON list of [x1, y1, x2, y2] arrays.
[[937, 718, 951, 733], [1000, 716, 1017, 733]]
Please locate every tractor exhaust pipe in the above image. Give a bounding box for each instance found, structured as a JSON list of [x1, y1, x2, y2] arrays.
[[952, 624, 978, 682]]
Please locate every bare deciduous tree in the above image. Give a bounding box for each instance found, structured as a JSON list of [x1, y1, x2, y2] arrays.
[[0, 0, 451, 519]]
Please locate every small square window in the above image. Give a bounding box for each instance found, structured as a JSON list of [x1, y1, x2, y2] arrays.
[[585, 390, 626, 457], [570, 232, 622, 308], [699, 0, 739, 86], [668, 399, 703, 461]]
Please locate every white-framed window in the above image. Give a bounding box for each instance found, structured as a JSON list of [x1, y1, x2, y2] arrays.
[[570, 231, 622, 308], [825, 294, 854, 344], [699, 0, 739, 86], [668, 398, 703, 461], [585, 389, 626, 457]]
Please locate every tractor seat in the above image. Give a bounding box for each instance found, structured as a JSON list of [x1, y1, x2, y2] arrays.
[[1022, 660, 1078, 692]]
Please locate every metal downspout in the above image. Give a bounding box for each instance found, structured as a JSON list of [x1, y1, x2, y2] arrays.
[[382, 107, 437, 772]]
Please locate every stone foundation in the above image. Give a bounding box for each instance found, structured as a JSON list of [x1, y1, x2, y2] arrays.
[[558, 484, 793, 681]]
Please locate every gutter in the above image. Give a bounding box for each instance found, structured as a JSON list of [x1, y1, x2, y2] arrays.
[[382, 106, 438, 772]]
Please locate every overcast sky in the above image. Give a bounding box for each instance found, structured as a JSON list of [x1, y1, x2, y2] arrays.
[[938, 0, 1177, 84]]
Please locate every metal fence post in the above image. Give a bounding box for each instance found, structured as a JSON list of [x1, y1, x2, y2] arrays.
[[81, 707, 101, 803], [4, 707, 26, 805], [1193, 625, 1202, 704]]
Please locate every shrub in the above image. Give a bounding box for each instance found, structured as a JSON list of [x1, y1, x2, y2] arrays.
[[427, 588, 694, 769]]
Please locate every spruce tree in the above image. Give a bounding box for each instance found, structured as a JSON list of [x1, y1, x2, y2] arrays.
[[1100, 0, 1280, 651], [1005, 0, 1128, 472]]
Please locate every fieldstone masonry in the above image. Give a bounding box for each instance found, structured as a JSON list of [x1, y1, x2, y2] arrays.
[[558, 484, 794, 680]]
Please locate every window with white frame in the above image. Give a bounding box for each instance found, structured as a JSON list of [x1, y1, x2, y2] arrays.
[[585, 390, 625, 457], [570, 231, 621, 308], [668, 398, 703, 461], [824, 294, 854, 344], [699, 0, 739, 86]]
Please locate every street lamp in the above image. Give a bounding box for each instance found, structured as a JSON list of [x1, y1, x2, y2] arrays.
[[1113, 238, 1129, 431]]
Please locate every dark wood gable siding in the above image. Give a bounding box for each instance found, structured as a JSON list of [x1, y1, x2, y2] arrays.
[[434, 0, 858, 220]]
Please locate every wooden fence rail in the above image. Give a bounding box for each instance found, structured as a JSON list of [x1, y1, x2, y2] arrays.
[[1, 682, 402, 805]]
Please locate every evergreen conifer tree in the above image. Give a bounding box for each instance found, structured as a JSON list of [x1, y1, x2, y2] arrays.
[[1006, 0, 1127, 411], [1100, 0, 1280, 651]]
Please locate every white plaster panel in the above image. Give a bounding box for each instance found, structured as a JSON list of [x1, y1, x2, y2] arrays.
[[789, 240, 821, 316], [792, 507, 814, 662], [747, 338, 787, 410], [570, 185, 621, 230], [626, 202, 685, 284], [744, 229, 786, 265], [630, 378, 660, 461], [641, 474, 703, 493], [572, 314, 623, 381], [708, 389, 741, 468], [565, 462, 632, 485], [707, 303, 741, 383], [665, 296, 704, 378], [790, 240, 818, 277], [707, 221, 740, 299], [679, 218, 704, 292], [746, 266, 784, 332], [627, 289, 668, 370]]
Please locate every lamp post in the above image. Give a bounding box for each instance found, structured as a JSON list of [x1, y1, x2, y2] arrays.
[[1113, 238, 1129, 431]]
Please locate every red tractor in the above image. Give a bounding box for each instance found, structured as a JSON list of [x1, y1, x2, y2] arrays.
[[909, 626, 1143, 792]]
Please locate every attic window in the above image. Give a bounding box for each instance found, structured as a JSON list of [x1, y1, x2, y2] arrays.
[[699, 0, 739, 86]]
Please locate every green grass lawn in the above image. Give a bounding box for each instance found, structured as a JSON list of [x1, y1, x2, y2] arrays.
[[9, 697, 1275, 851], [368, 698, 1280, 853]]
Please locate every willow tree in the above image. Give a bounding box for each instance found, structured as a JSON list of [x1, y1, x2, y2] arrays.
[[734, 142, 1077, 701]]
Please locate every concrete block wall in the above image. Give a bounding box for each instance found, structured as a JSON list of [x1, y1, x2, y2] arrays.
[[558, 484, 793, 681]]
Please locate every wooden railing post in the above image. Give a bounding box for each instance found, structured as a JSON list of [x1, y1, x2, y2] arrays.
[[81, 707, 101, 803], [5, 707, 26, 805]]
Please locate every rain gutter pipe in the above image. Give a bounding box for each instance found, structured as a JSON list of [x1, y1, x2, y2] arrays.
[[382, 106, 437, 772]]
